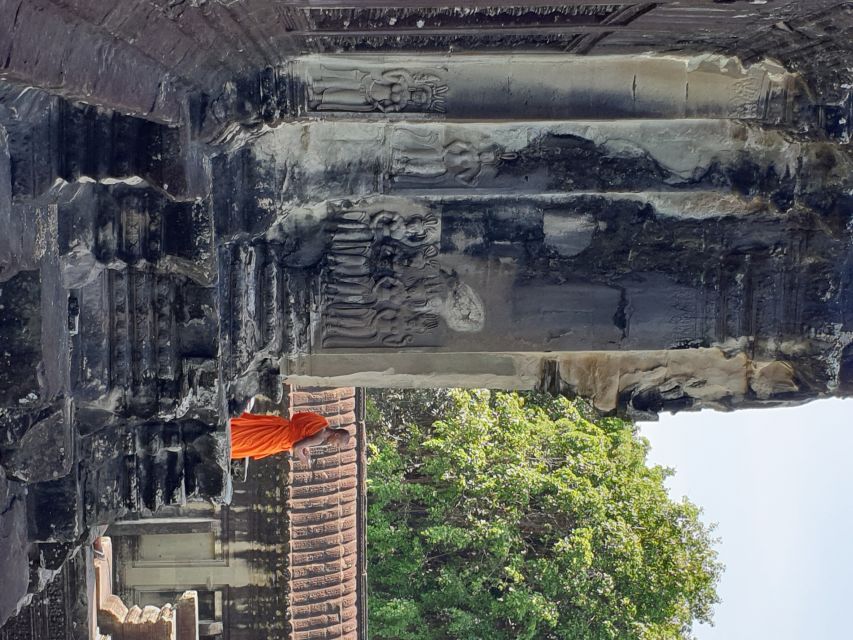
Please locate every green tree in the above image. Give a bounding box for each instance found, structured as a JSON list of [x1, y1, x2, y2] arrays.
[[367, 389, 722, 640]]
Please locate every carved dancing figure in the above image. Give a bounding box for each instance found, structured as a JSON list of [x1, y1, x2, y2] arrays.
[[377, 310, 440, 347], [308, 67, 447, 113], [389, 244, 440, 271], [321, 203, 473, 349], [370, 210, 440, 246], [403, 274, 446, 301], [325, 276, 373, 298], [371, 275, 409, 308], [391, 129, 517, 185], [405, 311, 440, 333]]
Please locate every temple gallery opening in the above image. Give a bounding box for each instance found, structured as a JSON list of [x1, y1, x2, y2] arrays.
[[2, 1, 852, 638]]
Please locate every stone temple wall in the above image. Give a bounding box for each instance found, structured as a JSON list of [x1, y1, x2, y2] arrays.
[[0, 83, 227, 627], [1, 1, 853, 633]]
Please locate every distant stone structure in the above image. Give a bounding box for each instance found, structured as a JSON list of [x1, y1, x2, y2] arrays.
[[1, 1, 852, 636]]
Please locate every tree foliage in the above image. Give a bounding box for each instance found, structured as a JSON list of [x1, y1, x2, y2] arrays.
[[367, 389, 722, 640]]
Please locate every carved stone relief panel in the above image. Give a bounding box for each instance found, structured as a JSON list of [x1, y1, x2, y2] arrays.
[[245, 118, 836, 212], [319, 199, 483, 350], [297, 180, 853, 358]]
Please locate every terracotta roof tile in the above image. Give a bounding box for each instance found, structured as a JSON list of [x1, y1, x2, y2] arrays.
[[286, 386, 364, 639], [290, 527, 357, 552], [291, 541, 359, 567], [288, 488, 358, 512], [294, 605, 359, 628], [288, 581, 357, 606], [290, 593, 358, 620], [291, 462, 358, 485], [290, 503, 358, 526], [301, 449, 358, 470], [296, 515, 359, 539], [291, 615, 359, 639], [290, 475, 358, 499], [325, 412, 358, 428], [290, 389, 355, 406], [291, 566, 359, 592], [290, 559, 353, 579]]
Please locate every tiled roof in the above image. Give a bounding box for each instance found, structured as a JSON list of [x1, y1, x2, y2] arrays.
[[285, 386, 365, 640]]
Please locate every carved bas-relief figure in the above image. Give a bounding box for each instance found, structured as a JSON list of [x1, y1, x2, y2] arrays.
[[319, 200, 484, 349], [390, 128, 517, 186], [307, 66, 447, 113], [370, 208, 440, 246]]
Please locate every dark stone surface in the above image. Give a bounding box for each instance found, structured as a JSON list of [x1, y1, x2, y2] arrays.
[[0, 545, 88, 640], [27, 474, 82, 544], [4, 409, 72, 484], [0, 468, 29, 628], [0, 271, 41, 409]]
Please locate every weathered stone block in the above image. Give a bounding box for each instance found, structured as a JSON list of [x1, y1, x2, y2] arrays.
[[0, 270, 42, 408], [4, 409, 72, 484], [0, 470, 29, 628], [98, 595, 129, 637], [26, 473, 81, 543]]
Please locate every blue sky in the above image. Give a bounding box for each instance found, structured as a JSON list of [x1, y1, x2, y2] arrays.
[[639, 399, 853, 640]]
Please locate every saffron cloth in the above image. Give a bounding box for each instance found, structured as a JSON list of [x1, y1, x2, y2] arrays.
[[230, 411, 329, 460]]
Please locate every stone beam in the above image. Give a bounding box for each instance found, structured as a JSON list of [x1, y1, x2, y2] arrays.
[[263, 189, 850, 411], [284, 348, 820, 419], [286, 53, 803, 122], [236, 118, 831, 205], [215, 183, 853, 414]]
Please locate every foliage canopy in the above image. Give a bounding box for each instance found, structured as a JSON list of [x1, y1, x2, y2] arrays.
[[367, 389, 721, 640]]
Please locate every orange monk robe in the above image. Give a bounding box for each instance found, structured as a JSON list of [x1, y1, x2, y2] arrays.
[[229, 411, 329, 460]]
